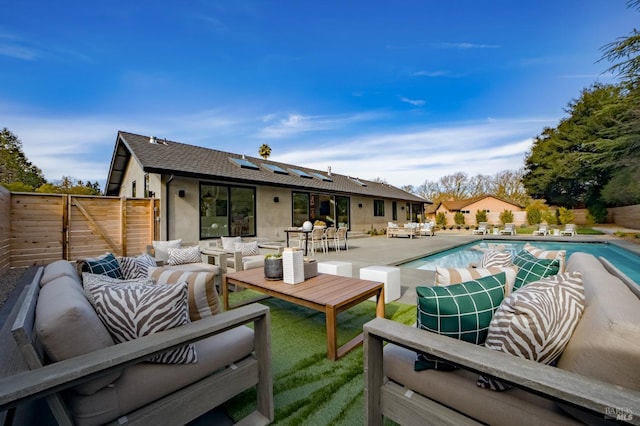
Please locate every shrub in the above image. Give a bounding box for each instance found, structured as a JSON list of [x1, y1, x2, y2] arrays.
[[499, 209, 514, 225], [436, 212, 447, 228], [542, 209, 558, 225], [587, 201, 608, 224], [525, 205, 543, 225], [558, 207, 574, 225], [475, 209, 487, 224], [454, 211, 465, 225]]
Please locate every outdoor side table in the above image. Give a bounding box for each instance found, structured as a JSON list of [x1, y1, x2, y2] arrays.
[[317, 261, 353, 277], [360, 265, 401, 303]]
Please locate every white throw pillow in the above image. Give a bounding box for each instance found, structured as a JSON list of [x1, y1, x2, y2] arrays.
[[221, 236, 242, 250], [152, 239, 182, 262]]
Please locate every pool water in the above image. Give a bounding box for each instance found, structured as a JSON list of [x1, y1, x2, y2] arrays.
[[401, 240, 640, 284]]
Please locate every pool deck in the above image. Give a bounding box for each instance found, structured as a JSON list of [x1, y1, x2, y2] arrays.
[[308, 230, 640, 305]]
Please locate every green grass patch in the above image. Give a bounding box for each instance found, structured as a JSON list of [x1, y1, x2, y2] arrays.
[[224, 291, 415, 425]]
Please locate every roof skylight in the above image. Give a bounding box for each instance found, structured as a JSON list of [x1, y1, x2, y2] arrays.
[[288, 168, 313, 179], [310, 172, 333, 182], [262, 164, 289, 175], [229, 157, 259, 170], [349, 177, 368, 187]]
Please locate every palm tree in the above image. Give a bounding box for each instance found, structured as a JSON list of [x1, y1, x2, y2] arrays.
[[258, 144, 272, 159]]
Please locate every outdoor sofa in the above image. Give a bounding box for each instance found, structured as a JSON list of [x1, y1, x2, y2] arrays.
[[0, 259, 273, 426], [364, 252, 640, 425]]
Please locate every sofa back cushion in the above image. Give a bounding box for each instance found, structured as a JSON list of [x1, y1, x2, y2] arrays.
[[36, 276, 121, 395], [41, 259, 82, 287], [558, 253, 640, 392]]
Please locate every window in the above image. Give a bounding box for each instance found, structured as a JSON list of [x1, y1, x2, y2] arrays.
[[293, 192, 350, 229], [374, 200, 385, 217], [200, 183, 255, 239], [336, 196, 350, 228], [292, 192, 310, 227], [392, 201, 398, 221], [131, 181, 136, 197]]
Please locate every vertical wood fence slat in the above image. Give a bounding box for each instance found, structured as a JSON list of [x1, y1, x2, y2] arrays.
[[63, 194, 69, 261], [0, 186, 11, 274], [121, 197, 127, 256]]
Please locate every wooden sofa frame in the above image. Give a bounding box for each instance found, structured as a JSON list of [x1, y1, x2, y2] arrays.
[[364, 317, 640, 426], [0, 267, 274, 425]]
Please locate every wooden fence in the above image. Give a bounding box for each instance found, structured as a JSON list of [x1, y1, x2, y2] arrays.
[[0, 186, 10, 274], [3, 192, 159, 269]]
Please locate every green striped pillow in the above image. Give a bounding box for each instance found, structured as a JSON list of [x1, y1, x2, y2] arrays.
[[415, 273, 506, 371]]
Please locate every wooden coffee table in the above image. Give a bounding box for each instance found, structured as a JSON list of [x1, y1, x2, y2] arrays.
[[222, 268, 385, 361]]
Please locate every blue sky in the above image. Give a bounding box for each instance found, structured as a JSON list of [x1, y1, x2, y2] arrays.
[[1, 1, 635, 190]]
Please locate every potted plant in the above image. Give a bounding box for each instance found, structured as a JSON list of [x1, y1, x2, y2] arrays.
[[264, 253, 283, 280]]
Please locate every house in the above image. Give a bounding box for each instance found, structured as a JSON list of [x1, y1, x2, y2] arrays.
[[105, 132, 428, 242], [425, 195, 525, 226]]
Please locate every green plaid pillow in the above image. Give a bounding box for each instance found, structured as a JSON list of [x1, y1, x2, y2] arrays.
[[513, 251, 560, 290], [82, 252, 123, 279], [415, 273, 506, 371]]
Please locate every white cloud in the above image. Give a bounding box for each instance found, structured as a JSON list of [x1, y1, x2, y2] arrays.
[[431, 42, 501, 49], [272, 118, 553, 187], [399, 97, 425, 107], [411, 70, 452, 77], [257, 111, 383, 138]]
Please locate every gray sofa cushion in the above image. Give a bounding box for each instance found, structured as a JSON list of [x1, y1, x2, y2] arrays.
[[557, 252, 640, 392], [384, 343, 581, 426], [36, 277, 121, 395], [40, 260, 81, 287], [70, 326, 255, 426]]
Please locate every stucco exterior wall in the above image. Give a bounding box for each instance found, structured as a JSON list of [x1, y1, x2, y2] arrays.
[[122, 168, 422, 242], [120, 157, 147, 198], [256, 186, 293, 241]]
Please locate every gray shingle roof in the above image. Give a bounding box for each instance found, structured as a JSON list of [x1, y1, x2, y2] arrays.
[[106, 131, 427, 203]]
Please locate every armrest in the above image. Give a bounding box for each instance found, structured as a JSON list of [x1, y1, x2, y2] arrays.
[[0, 303, 270, 412], [364, 317, 640, 424]]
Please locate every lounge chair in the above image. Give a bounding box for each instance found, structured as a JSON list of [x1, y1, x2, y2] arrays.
[[500, 223, 516, 235], [420, 222, 435, 236], [560, 223, 577, 236], [472, 222, 488, 235], [533, 223, 549, 236]]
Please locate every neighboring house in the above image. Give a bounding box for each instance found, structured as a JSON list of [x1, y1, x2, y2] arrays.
[[105, 131, 428, 242], [425, 195, 525, 226]]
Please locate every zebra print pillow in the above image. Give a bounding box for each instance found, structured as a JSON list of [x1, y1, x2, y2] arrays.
[[119, 254, 157, 279], [168, 246, 202, 266], [477, 272, 585, 390], [479, 250, 512, 268], [85, 281, 197, 364]]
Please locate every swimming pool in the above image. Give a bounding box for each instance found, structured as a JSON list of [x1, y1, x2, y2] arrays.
[[401, 240, 640, 284]]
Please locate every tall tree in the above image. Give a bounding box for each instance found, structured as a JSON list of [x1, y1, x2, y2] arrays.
[[523, 84, 635, 208], [600, 0, 640, 87], [0, 128, 46, 189], [258, 144, 272, 159]]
